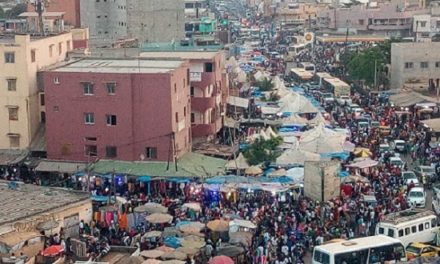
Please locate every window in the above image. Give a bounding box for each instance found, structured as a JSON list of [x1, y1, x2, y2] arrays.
[[405, 227, 410, 235], [7, 78, 17, 91], [313, 250, 330, 264], [190, 86, 195, 96], [54, 77, 60, 84], [8, 107, 18, 120], [4, 52, 14, 63], [174, 83, 177, 93], [84, 113, 95, 124], [432, 218, 437, 227], [85, 137, 97, 141], [387, 229, 395, 238], [358, 19, 364, 25], [398, 229, 404, 237], [145, 147, 157, 159], [411, 226, 417, 233], [184, 107, 186, 117], [420, 21, 427, 27], [191, 113, 195, 123], [187, 69, 190, 85], [404, 62, 413, 69], [82, 82, 94, 95], [175, 112, 178, 123], [183, 78, 186, 87], [49, 45, 54, 57], [9, 135, 19, 148], [106, 82, 116, 94], [204, 62, 214, 72], [106, 146, 117, 158], [40, 93, 45, 106], [85, 145, 97, 157], [436, 62, 440, 68], [66, 40, 71, 51], [106, 114, 117, 126], [419, 223, 424, 232], [31, 49, 36, 63], [58, 42, 62, 55], [437, 20, 440, 28], [53, 106, 59, 112], [421, 61, 429, 68], [378, 227, 384, 234], [425, 222, 430, 229]]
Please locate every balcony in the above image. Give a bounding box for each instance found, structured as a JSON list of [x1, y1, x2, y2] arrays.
[[367, 24, 411, 30], [191, 72, 216, 89], [191, 96, 216, 112], [191, 117, 222, 138]]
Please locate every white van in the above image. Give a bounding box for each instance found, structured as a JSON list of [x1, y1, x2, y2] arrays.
[[375, 209, 437, 247]]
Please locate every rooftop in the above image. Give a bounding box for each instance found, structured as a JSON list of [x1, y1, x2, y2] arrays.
[[0, 181, 89, 226], [140, 51, 219, 60], [142, 42, 223, 52], [0, 32, 72, 44], [52, 59, 185, 74]]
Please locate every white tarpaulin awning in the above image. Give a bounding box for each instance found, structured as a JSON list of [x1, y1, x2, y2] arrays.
[[228, 96, 249, 109], [35, 160, 87, 173], [286, 167, 305, 184], [225, 153, 250, 170], [346, 159, 378, 169], [260, 106, 280, 115], [276, 149, 321, 166], [422, 118, 440, 132]]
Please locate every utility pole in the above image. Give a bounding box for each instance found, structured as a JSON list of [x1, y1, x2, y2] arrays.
[[33, 0, 47, 35], [374, 59, 377, 90]]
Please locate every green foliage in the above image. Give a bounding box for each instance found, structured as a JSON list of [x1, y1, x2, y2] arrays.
[[244, 136, 283, 165], [5, 4, 27, 19], [346, 47, 386, 86], [255, 77, 275, 92]]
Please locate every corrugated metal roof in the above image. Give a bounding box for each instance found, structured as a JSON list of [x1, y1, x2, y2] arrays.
[[35, 160, 87, 173]]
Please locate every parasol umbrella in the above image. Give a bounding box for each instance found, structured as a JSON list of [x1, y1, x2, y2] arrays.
[[36, 220, 59, 231], [142, 259, 162, 264], [176, 247, 199, 256], [354, 147, 372, 158], [157, 245, 175, 252], [160, 251, 187, 261], [134, 205, 150, 213], [209, 255, 234, 264], [42, 245, 64, 257], [140, 249, 165, 259], [182, 202, 201, 212], [229, 232, 253, 247], [178, 222, 204, 233], [342, 175, 370, 184], [207, 219, 229, 232], [125, 256, 144, 264], [245, 166, 263, 175], [230, 219, 257, 229], [146, 213, 173, 224], [143, 203, 168, 214], [268, 168, 286, 177], [163, 227, 181, 237], [143, 231, 162, 238], [181, 238, 205, 249], [160, 260, 186, 264]]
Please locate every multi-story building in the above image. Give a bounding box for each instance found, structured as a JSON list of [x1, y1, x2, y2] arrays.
[[80, 0, 185, 47], [184, 0, 209, 19], [413, 5, 440, 42], [43, 58, 191, 162], [390, 42, 440, 89], [317, 2, 428, 37], [26, 0, 81, 28], [140, 51, 228, 142], [275, 3, 328, 26], [0, 32, 73, 150]]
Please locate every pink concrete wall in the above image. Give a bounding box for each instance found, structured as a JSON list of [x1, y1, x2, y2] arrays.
[[27, 0, 81, 27], [44, 64, 191, 162]]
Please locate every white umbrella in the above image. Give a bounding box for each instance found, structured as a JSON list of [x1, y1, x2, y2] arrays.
[[145, 213, 173, 224], [182, 202, 201, 212], [286, 167, 305, 184]]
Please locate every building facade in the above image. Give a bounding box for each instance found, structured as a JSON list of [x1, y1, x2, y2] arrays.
[[390, 42, 440, 89], [27, 0, 81, 28], [0, 33, 73, 150], [317, 3, 428, 36], [413, 5, 440, 42], [43, 59, 191, 162], [140, 51, 228, 142]]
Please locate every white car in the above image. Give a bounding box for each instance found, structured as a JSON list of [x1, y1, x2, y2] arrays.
[[393, 139, 406, 152], [337, 95, 352, 106], [402, 171, 419, 186], [389, 156, 405, 169], [407, 187, 426, 208]]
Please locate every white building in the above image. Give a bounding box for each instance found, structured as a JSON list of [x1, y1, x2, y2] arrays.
[[413, 5, 440, 42]]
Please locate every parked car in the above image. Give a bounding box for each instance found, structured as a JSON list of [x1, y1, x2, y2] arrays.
[[406, 187, 426, 207], [414, 166, 436, 181]]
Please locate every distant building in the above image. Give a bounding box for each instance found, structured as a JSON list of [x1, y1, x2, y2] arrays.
[[0, 33, 73, 150], [413, 4, 440, 42], [80, 0, 185, 47], [26, 0, 81, 28], [317, 2, 428, 37], [390, 42, 440, 89], [43, 58, 191, 162], [140, 51, 228, 142]]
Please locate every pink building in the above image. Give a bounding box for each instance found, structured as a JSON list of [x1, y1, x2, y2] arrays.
[[140, 51, 229, 142], [43, 59, 191, 162]]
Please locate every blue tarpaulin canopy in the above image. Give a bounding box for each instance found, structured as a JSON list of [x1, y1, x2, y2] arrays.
[[164, 236, 182, 248], [91, 195, 115, 202]]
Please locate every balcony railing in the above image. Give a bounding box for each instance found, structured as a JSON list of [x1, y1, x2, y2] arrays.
[[191, 96, 216, 112]]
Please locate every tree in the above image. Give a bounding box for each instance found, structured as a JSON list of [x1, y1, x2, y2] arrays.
[[5, 3, 27, 19], [346, 47, 386, 86], [0, 6, 5, 19], [244, 137, 283, 165], [255, 77, 274, 92]]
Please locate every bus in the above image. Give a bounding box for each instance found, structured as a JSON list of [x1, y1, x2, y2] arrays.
[[288, 43, 308, 57], [375, 209, 438, 247], [322, 77, 351, 98], [314, 72, 333, 87], [290, 68, 314, 83], [298, 62, 316, 74], [312, 235, 407, 264]]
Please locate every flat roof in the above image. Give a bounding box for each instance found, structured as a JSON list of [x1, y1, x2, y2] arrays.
[[19, 12, 65, 17], [316, 235, 401, 254], [53, 59, 185, 74], [0, 181, 89, 225], [140, 51, 218, 60]]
